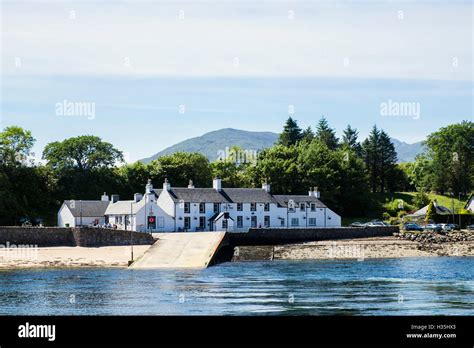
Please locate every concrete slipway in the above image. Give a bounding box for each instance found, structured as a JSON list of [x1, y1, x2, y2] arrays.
[[129, 232, 227, 269]]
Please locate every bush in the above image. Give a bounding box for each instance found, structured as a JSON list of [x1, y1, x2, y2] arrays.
[[383, 199, 415, 217]]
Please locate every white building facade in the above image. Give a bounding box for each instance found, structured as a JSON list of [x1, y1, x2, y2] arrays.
[[58, 178, 341, 232]]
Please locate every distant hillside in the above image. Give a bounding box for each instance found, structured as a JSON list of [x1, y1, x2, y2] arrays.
[[390, 138, 425, 163], [140, 128, 425, 163], [140, 128, 279, 163]]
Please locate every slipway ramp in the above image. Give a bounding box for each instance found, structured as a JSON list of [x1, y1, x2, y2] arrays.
[[129, 232, 226, 269]]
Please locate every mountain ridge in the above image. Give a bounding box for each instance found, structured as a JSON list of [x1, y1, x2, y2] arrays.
[[140, 128, 424, 164]]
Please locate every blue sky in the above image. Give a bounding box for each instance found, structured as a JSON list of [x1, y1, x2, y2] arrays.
[[1, 1, 472, 162]]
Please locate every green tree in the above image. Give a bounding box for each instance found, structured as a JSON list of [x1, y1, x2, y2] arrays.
[[341, 125, 362, 155], [249, 144, 300, 194], [315, 117, 339, 150], [0, 126, 36, 166], [43, 135, 123, 170], [301, 126, 314, 143], [379, 130, 398, 193], [148, 152, 212, 187], [278, 117, 303, 146], [362, 126, 398, 193], [425, 200, 436, 223], [424, 121, 473, 194], [362, 126, 381, 192]]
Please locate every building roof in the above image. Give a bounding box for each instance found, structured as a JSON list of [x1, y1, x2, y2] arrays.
[[222, 188, 278, 204], [63, 200, 110, 217], [165, 188, 227, 203], [105, 200, 145, 215], [407, 203, 452, 217], [208, 212, 233, 221], [273, 195, 327, 208]]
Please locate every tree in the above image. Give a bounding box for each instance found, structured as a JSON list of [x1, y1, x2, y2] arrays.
[[379, 130, 398, 193], [148, 152, 212, 187], [425, 200, 436, 223], [0, 126, 35, 166], [249, 145, 300, 194], [278, 117, 303, 146], [341, 125, 362, 156], [362, 126, 381, 192], [424, 121, 473, 194], [362, 126, 398, 193], [315, 117, 339, 150], [43, 135, 123, 170], [301, 127, 314, 143]]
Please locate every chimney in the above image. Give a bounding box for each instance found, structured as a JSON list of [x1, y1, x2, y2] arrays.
[[313, 187, 320, 198], [308, 188, 313, 197], [134, 193, 143, 202], [101, 192, 109, 201], [188, 180, 195, 189], [145, 179, 154, 194], [262, 182, 271, 193], [111, 194, 120, 203], [213, 177, 222, 191], [163, 178, 170, 191]]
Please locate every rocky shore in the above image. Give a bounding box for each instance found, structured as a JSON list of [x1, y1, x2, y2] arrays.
[[233, 233, 474, 261]]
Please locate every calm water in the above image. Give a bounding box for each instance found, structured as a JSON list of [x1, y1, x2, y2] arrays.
[[0, 257, 472, 315]]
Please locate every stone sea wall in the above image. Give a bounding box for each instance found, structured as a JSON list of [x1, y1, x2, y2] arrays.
[[0, 226, 155, 247]]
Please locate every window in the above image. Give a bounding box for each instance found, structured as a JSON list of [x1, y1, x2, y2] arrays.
[[213, 203, 220, 213], [184, 217, 191, 230], [251, 216, 257, 227], [184, 202, 190, 213], [250, 203, 256, 211], [157, 217, 164, 228], [300, 203, 305, 211], [199, 203, 205, 214], [264, 216, 270, 227], [237, 203, 243, 211], [310, 203, 316, 212], [199, 216, 206, 229], [308, 218, 316, 226], [237, 216, 243, 228], [291, 218, 299, 227], [280, 219, 285, 227], [264, 203, 270, 211], [222, 219, 228, 229]]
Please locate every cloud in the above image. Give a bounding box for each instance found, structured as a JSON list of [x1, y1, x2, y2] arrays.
[[2, 1, 472, 80]]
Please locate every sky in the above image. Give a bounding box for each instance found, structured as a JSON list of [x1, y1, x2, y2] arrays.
[[1, 0, 472, 163]]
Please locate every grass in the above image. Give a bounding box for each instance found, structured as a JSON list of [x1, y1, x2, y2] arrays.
[[371, 192, 466, 212], [343, 192, 470, 225]]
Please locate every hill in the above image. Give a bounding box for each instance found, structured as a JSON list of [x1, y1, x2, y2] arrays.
[[140, 128, 424, 163]]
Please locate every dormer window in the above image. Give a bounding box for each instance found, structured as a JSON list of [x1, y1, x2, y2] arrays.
[[300, 203, 306, 211]]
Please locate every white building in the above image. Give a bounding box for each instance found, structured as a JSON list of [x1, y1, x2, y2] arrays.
[[57, 198, 110, 227], [58, 178, 341, 232]]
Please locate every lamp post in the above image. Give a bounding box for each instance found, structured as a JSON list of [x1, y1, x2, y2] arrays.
[[459, 192, 462, 227], [130, 202, 134, 262]]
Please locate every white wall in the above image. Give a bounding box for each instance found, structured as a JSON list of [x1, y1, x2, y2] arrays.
[[57, 204, 75, 227]]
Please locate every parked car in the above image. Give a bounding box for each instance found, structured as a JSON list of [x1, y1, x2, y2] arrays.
[[424, 224, 442, 232], [467, 224, 474, 231], [350, 222, 366, 227], [403, 223, 424, 232], [366, 220, 389, 227], [440, 223, 460, 232]]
